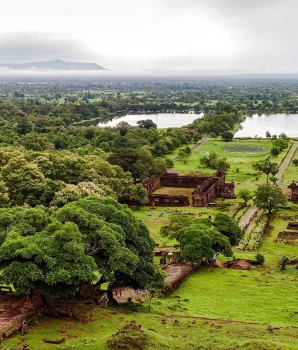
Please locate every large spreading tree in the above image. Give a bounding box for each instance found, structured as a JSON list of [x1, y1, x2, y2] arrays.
[[177, 223, 233, 264], [0, 196, 162, 298], [161, 216, 234, 263]]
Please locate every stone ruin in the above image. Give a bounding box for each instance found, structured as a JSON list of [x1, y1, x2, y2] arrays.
[[288, 181, 298, 202], [142, 168, 236, 207]]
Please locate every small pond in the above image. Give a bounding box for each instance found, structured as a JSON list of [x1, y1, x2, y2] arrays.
[[98, 113, 203, 128], [222, 145, 265, 154]]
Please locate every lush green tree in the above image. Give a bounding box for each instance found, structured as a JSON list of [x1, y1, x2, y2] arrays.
[[136, 119, 157, 129], [108, 147, 166, 180], [213, 213, 242, 245], [272, 138, 288, 152], [252, 160, 278, 184], [0, 218, 96, 297], [221, 131, 234, 141], [200, 151, 230, 171], [0, 196, 161, 297], [19, 133, 47, 151], [115, 121, 134, 136], [177, 223, 232, 264], [13, 111, 33, 135], [293, 159, 298, 166], [253, 184, 287, 213], [200, 151, 219, 169], [270, 146, 281, 157], [238, 189, 252, 203], [161, 214, 199, 248], [164, 158, 174, 168]]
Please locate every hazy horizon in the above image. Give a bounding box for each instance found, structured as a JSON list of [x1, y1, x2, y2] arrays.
[[1, 0, 298, 74]]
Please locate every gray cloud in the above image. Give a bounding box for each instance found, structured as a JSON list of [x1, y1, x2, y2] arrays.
[[0, 33, 99, 64]]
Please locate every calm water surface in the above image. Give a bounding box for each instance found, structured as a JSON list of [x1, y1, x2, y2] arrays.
[[98, 113, 203, 128], [234, 113, 298, 138]]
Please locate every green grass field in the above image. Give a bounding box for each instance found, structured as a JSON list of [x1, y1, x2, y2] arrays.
[[170, 138, 289, 194]]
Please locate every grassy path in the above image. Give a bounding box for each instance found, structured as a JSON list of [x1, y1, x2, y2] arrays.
[[276, 140, 298, 183], [171, 134, 209, 161], [238, 206, 258, 230]]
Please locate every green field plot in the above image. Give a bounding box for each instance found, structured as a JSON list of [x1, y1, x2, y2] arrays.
[[152, 186, 194, 196], [164, 266, 298, 327], [170, 139, 289, 193]]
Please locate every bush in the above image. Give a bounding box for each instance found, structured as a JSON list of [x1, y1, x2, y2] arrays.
[[255, 253, 265, 265], [107, 323, 149, 350]]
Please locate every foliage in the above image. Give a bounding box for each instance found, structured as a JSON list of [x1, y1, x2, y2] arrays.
[[177, 223, 232, 264], [252, 160, 278, 183], [213, 213, 242, 245], [160, 214, 197, 243], [136, 119, 157, 129], [108, 147, 166, 180], [107, 323, 149, 350], [253, 184, 287, 213], [280, 256, 290, 270], [221, 131, 234, 141], [255, 253, 265, 265], [238, 189, 252, 203], [200, 151, 230, 171], [0, 149, 147, 207], [0, 196, 161, 297]]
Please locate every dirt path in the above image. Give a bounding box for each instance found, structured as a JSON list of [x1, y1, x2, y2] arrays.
[[238, 206, 258, 231], [276, 141, 298, 183], [172, 134, 209, 161]]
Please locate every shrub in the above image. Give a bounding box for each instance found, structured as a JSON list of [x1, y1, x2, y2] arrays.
[[107, 323, 149, 350], [255, 253, 265, 265]]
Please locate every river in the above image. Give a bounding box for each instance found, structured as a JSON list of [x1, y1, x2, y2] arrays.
[[97, 113, 203, 128], [234, 113, 298, 138]]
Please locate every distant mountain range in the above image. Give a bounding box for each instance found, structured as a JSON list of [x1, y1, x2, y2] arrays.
[[0, 59, 106, 71]]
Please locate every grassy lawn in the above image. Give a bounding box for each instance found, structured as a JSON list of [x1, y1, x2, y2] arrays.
[[5, 303, 298, 350], [169, 138, 289, 194], [152, 186, 194, 196]]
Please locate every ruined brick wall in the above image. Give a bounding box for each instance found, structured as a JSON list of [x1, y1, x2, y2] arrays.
[[141, 176, 161, 194], [160, 175, 208, 187]]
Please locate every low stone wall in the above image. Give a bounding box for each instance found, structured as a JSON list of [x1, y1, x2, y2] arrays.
[[163, 264, 198, 296]]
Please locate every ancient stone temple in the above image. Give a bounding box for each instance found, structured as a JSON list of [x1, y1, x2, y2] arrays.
[[288, 181, 298, 202], [142, 168, 236, 207]]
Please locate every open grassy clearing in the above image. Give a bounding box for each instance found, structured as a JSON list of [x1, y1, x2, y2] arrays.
[[152, 186, 194, 196], [164, 266, 298, 326], [5, 305, 298, 350], [169, 138, 289, 194]]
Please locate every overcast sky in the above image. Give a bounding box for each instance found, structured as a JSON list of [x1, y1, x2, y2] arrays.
[[1, 0, 297, 73]]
